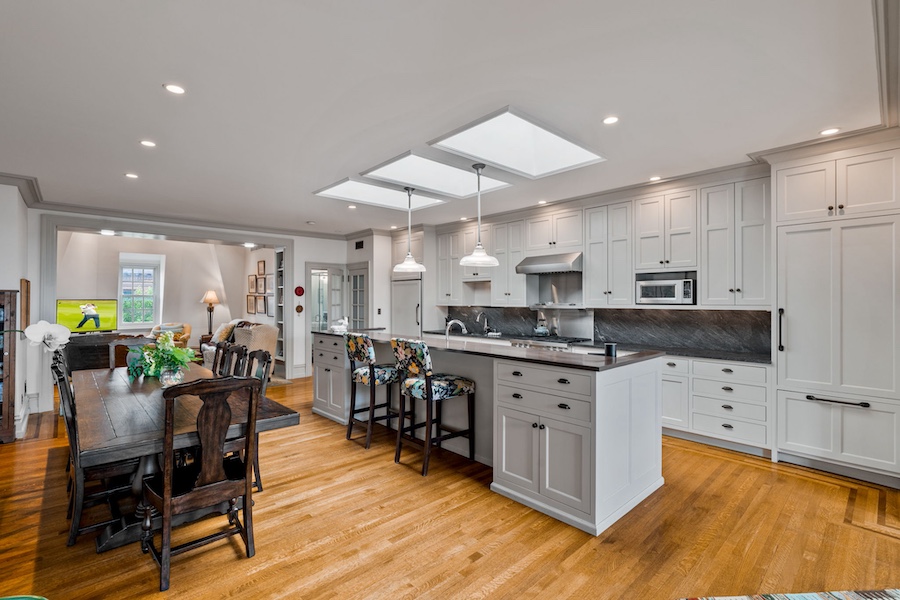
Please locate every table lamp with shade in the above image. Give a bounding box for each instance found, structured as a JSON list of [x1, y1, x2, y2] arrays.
[[200, 290, 220, 335]]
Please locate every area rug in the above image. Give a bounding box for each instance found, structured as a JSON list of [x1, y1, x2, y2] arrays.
[[267, 376, 294, 388], [681, 590, 900, 600]]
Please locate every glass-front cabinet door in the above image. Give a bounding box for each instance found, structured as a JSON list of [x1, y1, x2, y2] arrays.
[[0, 290, 18, 443]]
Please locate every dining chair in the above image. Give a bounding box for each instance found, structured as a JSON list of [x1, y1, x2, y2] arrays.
[[51, 360, 139, 546], [217, 344, 247, 376], [240, 349, 271, 491], [210, 341, 229, 375], [390, 338, 475, 476], [343, 333, 400, 449], [140, 376, 262, 592]]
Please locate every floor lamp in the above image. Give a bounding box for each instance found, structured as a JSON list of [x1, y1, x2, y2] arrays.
[[200, 290, 220, 335]]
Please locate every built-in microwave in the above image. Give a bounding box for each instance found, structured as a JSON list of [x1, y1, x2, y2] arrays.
[[636, 279, 695, 304]]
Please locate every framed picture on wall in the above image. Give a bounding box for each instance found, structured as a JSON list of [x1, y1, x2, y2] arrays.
[[257, 260, 266, 276], [256, 296, 266, 315], [267, 297, 275, 317], [255, 276, 266, 294], [265, 274, 274, 294], [247, 295, 256, 314], [248, 275, 256, 293]]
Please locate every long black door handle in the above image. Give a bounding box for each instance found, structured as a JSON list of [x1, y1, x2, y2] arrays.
[[778, 308, 785, 351], [806, 394, 871, 408], [415, 303, 420, 326]]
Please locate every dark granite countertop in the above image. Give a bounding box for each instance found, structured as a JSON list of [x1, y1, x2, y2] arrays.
[[571, 342, 772, 364], [314, 330, 663, 372]]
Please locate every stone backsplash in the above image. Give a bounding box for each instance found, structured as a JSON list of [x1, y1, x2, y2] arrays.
[[446, 306, 771, 355]]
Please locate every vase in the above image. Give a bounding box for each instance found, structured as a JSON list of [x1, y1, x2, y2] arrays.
[[160, 367, 185, 388]]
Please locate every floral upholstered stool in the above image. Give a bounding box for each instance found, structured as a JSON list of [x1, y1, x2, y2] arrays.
[[343, 333, 401, 449], [390, 338, 475, 476]]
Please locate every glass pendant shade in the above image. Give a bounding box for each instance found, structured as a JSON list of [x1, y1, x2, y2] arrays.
[[460, 163, 499, 268], [393, 186, 427, 273]]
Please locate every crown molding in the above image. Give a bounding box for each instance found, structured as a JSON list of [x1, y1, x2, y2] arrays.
[[0, 172, 42, 206]]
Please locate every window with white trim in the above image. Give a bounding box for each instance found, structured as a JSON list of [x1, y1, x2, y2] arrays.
[[118, 253, 165, 328]]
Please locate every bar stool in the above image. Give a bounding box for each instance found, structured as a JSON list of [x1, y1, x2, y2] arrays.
[[391, 338, 475, 476], [344, 333, 401, 449]]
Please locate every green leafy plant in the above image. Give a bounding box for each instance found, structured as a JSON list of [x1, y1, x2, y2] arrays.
[[128, 331, 195, 380]]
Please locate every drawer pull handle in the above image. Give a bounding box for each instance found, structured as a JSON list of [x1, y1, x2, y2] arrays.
[[722, 423, 734, 429], [512, 393, 523, 399], [557, 403, 571, 410], [333, 356, 338, 360], [721, 368, 733, 374], [722, 386, 733, 392], [722, 404, 733, 410], [512, 371, 523, 377], [532, 423, 538, 428], [805, 394, 871, 408], [666, 362, 677, 367], [318, 353, 323, 357], [324, 368, 331, 372], [557, 378, 570, 385], [539, 424, 545, 430]]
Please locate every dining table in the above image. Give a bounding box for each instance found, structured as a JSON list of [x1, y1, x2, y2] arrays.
[[71, 363, 300, 552]]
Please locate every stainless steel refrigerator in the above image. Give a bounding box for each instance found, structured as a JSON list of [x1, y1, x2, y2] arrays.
[[391, 277, 423, 338]]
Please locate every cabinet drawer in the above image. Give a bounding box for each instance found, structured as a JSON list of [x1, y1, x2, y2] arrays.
[[660, 357, 689, 374], [692, 395, 766, 422], [496, 384, 591, 423], [496, 362, 592, 398], [692, 360, 767, 383], [314, 349, 346, 368], [314, 336, 344, 351], [692, 412, 767, 445], [693, 378, 767, 404]]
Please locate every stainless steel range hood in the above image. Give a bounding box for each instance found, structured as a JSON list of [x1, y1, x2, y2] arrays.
[[515, 252, 583, 274]]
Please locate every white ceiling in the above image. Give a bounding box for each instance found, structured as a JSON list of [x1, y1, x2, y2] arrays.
[[0, 1, 886, 238]]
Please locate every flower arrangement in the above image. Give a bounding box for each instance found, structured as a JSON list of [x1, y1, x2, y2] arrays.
[[127, 331, 195, 381], [0, 320, 71, 351]]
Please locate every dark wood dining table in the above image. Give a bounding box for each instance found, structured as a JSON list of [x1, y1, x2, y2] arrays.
[[71, 363, 300, 552]]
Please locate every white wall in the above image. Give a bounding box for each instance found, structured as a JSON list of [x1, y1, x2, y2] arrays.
[[0, 185, 30, 438], [345, 231, 391, 330]]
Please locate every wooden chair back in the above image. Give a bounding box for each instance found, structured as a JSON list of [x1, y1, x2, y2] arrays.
[[211, 341, 229, 375], [218, 344, 247, 377], [243, 349, 272, 398], [51, 360, 79, 461]]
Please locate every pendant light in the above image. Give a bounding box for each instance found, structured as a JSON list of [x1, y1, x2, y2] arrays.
[[393, 187, 426, 273], [460, 163, 499, 267]]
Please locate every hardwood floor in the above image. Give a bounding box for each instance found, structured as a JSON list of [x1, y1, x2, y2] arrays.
[[1, 377, 898, 599]]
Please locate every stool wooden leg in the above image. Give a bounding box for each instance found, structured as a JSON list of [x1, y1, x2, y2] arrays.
[[435, 400, 443, 449], [346, 379, 358, 440], [365, 380, 377, 449], [422, 397, 434, 476], [394, 393, 406, 463], [468, 393, 476, 460]]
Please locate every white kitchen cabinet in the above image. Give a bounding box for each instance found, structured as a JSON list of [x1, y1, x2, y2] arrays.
[[699, 179, 769, 306], [525, 208, 583, 254], [391, 230, 424, 280], [690, 359, 769, 447], [490, 221, 527, 306], [776, 215, 900, 399], [661, 373, 689, 430], [437, 231, 463, 305], [777, 390, 900, 475], [775, 148, 900, 223], [495, 405, 591, 514], [462, 225, 492, 281], [312, 334, 349, 424], [634, 190, 698, 270], [584, 202, 633, 307]]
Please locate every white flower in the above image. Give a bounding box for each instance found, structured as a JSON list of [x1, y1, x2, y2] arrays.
[[24, 320, 71, 351]]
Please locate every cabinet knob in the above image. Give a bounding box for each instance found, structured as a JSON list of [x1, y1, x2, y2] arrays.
[[532, 422, 538, 428], [664, 260, 670, 264], [728, 288, 734, 293], [512, 393, 523, 399], [735, 288, 741, 293], [324, 368, 331, 372], [333, 356, 338, 360], [607, 290, 612, 294], [318, 353, 323, 357], [838, 204, 844, 210], [828, 205, 834, 211], [659, 260, 665, 264], [539, 424, 546, 430]]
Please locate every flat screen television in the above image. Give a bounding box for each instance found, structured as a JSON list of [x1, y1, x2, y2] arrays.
[[56, 299, 118, 333]]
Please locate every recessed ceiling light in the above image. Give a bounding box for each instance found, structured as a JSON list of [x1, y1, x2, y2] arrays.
[[140, 140, 156, 147], [125, 173, 138, 179], [538, 200, 547, 205], [348, 205, 357, 210], [390, 225, 398, 230], [164, 84, 185, 94], [820, 128, 840, 136], [460, 217, 469, 221], [99, 229, 115, 236], [431, 106, 605, 179], [243, 242, 256, 248], [364, 153, 509, 198], [649, 176, 661, 182], [315, 179, 444, 211], [602, 116, 619, 125], [306, 221, 316, 225]]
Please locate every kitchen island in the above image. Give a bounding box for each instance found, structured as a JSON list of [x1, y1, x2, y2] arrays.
[[312, 331, 664, 535]]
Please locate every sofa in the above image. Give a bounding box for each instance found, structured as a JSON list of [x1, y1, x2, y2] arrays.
[[149, 323, 192, 348], [201, 319, 278, 374]]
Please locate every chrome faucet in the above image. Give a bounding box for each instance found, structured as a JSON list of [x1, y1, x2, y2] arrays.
[[445, 319, 467, 341], [476, 311, 492, 334]]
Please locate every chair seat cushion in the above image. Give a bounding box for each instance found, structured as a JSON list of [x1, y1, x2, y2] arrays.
[[352, 364, 400, 386], [402, 374, 475, 400]]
